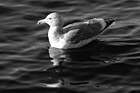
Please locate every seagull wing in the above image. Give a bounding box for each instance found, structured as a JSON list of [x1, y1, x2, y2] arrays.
[[62, 18, 115, 44]]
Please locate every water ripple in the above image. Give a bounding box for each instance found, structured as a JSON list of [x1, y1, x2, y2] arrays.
[[0, 0, 140, 93]]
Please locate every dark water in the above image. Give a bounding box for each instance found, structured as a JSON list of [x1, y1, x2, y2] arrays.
[[0, 0, 140, 93]]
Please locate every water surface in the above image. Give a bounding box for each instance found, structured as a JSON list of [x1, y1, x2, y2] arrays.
[[0, 0, 140, 93]]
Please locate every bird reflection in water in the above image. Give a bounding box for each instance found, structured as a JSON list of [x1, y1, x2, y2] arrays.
[[49, 47, 68, 66], [37, 41, 121, 88]]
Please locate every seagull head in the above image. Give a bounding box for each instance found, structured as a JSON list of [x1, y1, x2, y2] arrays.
[[37, 12, 64, 27]]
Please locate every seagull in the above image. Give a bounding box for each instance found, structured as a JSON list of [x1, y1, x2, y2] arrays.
[[37, 12, 115, 49]]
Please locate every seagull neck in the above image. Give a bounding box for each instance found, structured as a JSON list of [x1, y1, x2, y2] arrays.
[[50, 25, 62, 29], [48, 26, 63, 37]]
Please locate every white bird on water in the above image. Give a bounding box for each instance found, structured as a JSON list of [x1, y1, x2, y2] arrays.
[[37, 12, 115, 49]]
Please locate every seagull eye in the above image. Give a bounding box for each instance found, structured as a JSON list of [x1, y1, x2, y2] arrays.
[[49, 18, 52, 20]]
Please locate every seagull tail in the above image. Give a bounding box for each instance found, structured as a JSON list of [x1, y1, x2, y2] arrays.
[[102, 19, 116, 31]]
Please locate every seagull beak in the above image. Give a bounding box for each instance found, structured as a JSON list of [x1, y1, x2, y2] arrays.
[[37, 19, 47, 24]]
